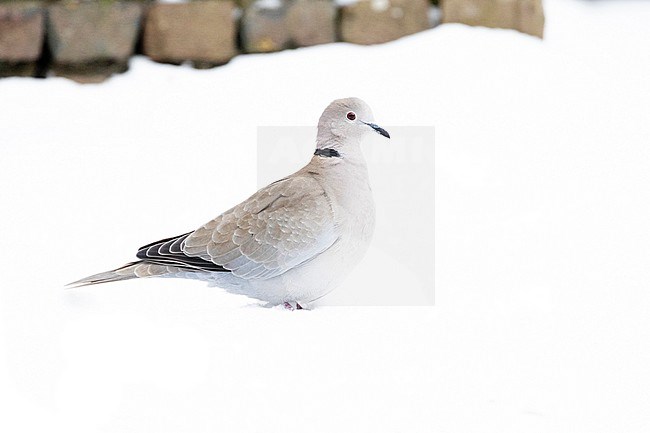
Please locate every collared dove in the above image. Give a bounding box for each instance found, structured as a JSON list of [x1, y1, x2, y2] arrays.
[[69, 97, 390, 309]]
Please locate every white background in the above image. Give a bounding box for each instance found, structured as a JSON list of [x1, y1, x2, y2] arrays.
[[1, 0, 650, 431]]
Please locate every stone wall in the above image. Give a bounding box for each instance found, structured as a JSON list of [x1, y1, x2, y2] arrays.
[[0, 0, 544, 83], [441, 0, 544, 38]]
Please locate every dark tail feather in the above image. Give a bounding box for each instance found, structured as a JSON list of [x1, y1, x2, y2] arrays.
[[66, 262, 142, 288]]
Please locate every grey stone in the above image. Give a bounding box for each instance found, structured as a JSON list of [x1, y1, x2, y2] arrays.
[[0, 62, 38, 79], [241, 0, 291, 53], [144, 1, 237, 65], [340, 0, 430, 45], [47, 1, 143, 64], [51, 62, 126, 84], [0, 1, 44, 73], [286, 0, 336, 48], [442, 0, 516, 29], [441, 0, 544, 38], [518, 0, 544, 38], [235, 0, 257, 8], [243, 0, 336, 53]]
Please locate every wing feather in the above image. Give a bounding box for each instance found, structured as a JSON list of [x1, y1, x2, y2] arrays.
[[135, 232, 228, 272], [182, 175, 337, 280]]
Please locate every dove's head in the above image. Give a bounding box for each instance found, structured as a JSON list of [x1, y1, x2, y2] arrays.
[[316, 97, 390, 151]]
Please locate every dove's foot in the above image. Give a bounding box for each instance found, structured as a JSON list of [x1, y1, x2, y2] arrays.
[[282, 302, 310, 310]]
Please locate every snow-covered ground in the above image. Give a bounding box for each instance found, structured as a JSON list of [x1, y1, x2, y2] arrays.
[[1, 0, 650, 431]]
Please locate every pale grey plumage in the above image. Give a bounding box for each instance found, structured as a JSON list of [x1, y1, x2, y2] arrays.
[[69, 97, 389, 307], [182, 175, 337, 280]]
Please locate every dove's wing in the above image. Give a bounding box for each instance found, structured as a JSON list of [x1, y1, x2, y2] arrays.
[[167, 175, 339, 280]]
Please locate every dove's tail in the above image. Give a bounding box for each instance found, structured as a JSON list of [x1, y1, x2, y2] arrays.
[[66, 261, 170, 288]]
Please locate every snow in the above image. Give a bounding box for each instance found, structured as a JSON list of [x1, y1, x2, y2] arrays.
[[1, 0, 650, 431], [253, 0, 284, 10]]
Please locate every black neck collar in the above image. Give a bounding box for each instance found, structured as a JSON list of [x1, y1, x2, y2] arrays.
[[314, 148, 340, 158]]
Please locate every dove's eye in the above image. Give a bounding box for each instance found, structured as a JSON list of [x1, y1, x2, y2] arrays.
[[346, 111, 357, 121]]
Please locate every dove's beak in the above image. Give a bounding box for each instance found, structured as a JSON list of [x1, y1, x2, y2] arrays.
[[363, 121, 390, 139]]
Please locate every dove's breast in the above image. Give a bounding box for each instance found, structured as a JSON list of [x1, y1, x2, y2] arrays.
[[286, 160, 376, 301]]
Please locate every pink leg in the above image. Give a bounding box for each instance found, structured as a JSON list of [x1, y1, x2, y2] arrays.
[[282, 302, 306, 310]]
